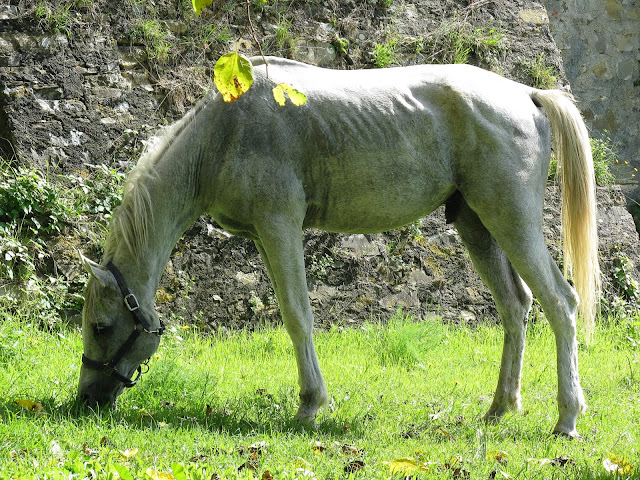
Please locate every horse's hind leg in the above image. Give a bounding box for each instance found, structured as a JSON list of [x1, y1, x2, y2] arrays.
[[467, 196, 586, 437], [253, 216, 329, 421], [450, 195, 533, 421]]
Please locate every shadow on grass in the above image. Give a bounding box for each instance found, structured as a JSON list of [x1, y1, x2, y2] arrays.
[[11, 391, 364, 439]]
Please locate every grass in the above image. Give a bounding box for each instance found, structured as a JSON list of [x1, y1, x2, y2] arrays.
[[371, 38, 398, 68], [130, 19, 174, 63], [1, 311, 639, 479], [548, 132, 620, 187], [422, 21, 506, 66], [526, 53, 558, 90]]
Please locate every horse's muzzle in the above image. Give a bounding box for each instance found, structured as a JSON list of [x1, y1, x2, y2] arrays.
[[77, 372, 125, 407]]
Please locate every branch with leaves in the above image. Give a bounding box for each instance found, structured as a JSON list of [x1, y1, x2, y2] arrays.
[[192, 0, 307, 106]]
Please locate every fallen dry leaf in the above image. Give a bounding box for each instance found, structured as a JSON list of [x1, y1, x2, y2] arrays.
[[334, 442, 361, 456], [383, 457, 435, 475], [189, 454, 210, 462], [82, 443, 99, 455], [344, 460, 366, 473], [237, 460, 258, 472], [550, 456, 574, 467], [436, 427, 455, 441], [14, 399, 43, 413], [486, 450, 509, 466], [311, 441, 326, 454], [603, 453, 634, 475]]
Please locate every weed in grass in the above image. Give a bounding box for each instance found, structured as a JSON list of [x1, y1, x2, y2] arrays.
[[186, 23, 233, 52], [0, 161, 69, 237], [0, 160, 128, 326], [0, 161, 70, 281], [309, 253, 333, 280], [601, 249, 640, 321], [68, 163, 127, 222], [275, 17, 295, 52], [423, 20, 506, 66]]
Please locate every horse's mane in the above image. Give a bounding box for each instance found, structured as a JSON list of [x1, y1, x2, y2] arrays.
[[104, 97, 210, 259]]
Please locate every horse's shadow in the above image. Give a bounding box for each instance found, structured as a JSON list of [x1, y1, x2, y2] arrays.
[[16, 394, 362, 438]]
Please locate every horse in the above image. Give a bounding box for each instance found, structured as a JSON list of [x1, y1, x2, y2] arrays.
[[77, 57, 600, 437]]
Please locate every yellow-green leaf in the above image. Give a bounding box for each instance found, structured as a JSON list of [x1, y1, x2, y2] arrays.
[[192, 0, 213, 16], [119, 448, 138, 460], [214, 52, 254, 103], [14, 399, 43, 413], [383, 457, 435, 475], [487, 450, 509, 463], [272, 83, 307, 107], [146, 469, 175, 480], [603, 453, 634, 475]]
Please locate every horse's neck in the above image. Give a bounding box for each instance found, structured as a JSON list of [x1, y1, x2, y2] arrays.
[[109, 151, 205, 306]]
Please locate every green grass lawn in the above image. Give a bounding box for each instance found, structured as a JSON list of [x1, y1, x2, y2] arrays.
[[1, 312, 639, 479]]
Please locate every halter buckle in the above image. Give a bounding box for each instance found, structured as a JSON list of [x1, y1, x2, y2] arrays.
[[124, 293, 140, 311]]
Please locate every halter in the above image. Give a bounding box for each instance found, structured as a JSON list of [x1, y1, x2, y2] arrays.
[[81, 262, 165, 389]]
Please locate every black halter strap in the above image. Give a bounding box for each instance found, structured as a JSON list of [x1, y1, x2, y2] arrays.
[[81, 262, 165, 388]]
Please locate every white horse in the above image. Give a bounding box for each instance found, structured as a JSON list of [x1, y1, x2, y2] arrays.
[[78, 57, 599, 437]]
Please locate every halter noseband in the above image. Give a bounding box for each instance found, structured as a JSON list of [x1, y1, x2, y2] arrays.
[[82, 262, 165, 389]]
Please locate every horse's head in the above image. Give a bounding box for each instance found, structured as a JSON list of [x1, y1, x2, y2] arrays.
[[77, 256, 163, 406]]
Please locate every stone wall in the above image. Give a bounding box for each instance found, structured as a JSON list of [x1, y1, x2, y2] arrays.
[[543, 0, 640, 193], [0, 4, 167, 173], [1, 0, 638, 329]]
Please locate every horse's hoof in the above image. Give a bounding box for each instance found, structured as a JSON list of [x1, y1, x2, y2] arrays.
[[482, 412, 503, 425], [552, 428, 581, 440], [482, 404, 510, 424], [293, 412, 318, 428]]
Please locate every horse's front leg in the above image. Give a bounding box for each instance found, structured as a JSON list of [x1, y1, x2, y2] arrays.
[[254, 217, 329, 422]]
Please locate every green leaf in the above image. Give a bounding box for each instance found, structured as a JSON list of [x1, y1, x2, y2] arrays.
[[192, 0, 214, 16], [171, 463, 187, 480], [214, 52, 254, 103], [112, 463, 134, 480], [272, 83, 307, 107]]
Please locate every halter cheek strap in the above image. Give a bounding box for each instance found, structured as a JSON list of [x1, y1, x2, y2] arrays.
[[105, 262, 164, 335], [81, 262, 165, 388]]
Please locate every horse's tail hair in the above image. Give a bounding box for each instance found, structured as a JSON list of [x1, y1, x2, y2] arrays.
[[532, 89, 600, 343]]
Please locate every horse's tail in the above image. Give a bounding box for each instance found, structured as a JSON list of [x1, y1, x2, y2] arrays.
[[532, 89, 600, 342]]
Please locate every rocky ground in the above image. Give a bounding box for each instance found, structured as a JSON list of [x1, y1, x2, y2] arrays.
[[159, 186, 640, 331], [1, 0, 638, 330]]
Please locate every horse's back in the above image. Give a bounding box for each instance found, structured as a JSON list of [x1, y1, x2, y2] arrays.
[[205, 58, 549, 234]]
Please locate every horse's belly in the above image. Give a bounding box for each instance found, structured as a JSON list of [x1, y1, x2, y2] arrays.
[[304, 170, 456, 234]]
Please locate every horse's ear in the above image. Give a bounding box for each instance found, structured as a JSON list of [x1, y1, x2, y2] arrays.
[[80, 254, 118, 290]]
